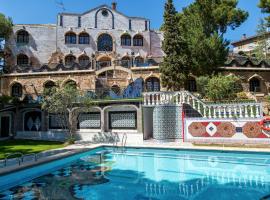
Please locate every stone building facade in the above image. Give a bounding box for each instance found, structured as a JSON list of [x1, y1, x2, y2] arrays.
[[0, 3, 270, 140], [0, 3, 163, 140]]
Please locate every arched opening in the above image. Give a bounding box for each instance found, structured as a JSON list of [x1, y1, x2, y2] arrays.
[[44, 81, 56, 91], [249, 77, 261, 92], [65, 55, 76, 66], [65, 32, 77, 44], [17, 54, 29, 65], [121, 56, 131, 68], [64, 80, 77, 89], [133, 34, 144, 46], [97, 33, 113, 51], [134, 56, 144, 67], [96, 56, 111, 70], [24, 110, 42, 131], [145, 77, 160, 92], [111, 85, 121, 96], [78, 55, 90, 66], [121, 34, 131, 46], [79, 32, 90, 44], [11, 83, 23, 98], [185, 77, 197, 92], [17, 30, 29, 44]]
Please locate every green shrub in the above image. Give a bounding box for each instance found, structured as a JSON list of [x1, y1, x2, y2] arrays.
[[205, 74, 242, 102], [196, 76, 210, 98]]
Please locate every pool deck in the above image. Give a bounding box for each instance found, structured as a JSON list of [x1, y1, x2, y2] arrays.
[[0, 140, 269, 176]]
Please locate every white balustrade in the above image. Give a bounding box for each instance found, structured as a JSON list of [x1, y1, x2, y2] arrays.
[[143, 91, 263, 119]]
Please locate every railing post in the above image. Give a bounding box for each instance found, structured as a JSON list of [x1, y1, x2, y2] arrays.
[[208, 106, 211, 118], [245, 105, 249, 118], [203, 105, 207, 118], [239, 105, 243, 118], [234, 106, 238, 118], [256, 104, 261, 118], [250, 105, 255, 118], [213, 106, 217, 118], [223, 107, 227, 118], [228, 106, 232, 118], [144, 94, 147, 105], [218, 106, 222, 118]]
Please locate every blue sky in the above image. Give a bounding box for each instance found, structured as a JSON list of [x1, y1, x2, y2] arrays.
[[0, 0, 266, 43]]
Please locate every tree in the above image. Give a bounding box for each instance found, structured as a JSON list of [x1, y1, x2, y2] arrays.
[[179, 0, 248, 76], [41, 83, 94, 143], [258, 0, 270, 26], [160, 0, 189, 90], [253, 18, 270, 61], [0, 13, 12, 39]]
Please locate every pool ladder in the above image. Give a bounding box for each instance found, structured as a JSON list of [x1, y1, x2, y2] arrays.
[[113, 133, 127, 152]]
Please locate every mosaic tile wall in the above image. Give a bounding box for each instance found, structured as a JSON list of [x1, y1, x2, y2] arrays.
[[78, 113, 101, 129], [109, 111, 137, 129], [185, 119, 270, 143], [153, 105, 183, 140]]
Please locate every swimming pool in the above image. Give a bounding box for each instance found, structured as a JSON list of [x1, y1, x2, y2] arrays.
[[0, 147, 269, 200]]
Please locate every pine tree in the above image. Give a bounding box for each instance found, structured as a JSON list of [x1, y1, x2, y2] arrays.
[[160, 0, 188, 91], [259, 0, 270, 26], [254, 19, 270, 61]]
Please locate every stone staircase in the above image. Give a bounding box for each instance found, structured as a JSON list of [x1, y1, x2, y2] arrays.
[[143, 91, 263, 119]]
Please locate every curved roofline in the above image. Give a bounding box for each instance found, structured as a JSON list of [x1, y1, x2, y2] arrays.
[[59, 4, 149, 21]]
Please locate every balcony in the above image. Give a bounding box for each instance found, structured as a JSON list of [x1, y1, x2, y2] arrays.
[[96, 61, 112, 70]]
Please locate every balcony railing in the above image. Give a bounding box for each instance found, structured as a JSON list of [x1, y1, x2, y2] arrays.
[[96, 61, 112, 70]]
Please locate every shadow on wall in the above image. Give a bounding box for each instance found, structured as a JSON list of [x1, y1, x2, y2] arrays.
[[76, 132, 120, 144]]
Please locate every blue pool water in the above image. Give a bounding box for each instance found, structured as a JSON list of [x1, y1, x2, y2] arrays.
[[0, 147, 270, 200]]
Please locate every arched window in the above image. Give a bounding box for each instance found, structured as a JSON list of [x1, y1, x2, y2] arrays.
[[78, 55, 90, 66], [133, 35, 144, 46], [79, 32, 90, 44], [11, 83, 23, 98], [121, 34, 131, 46], [17, 54, 29, 65], [17, 30, 29, 44], [24, 111, 42, 131], [65, 55, 76, 66], [65, 32, 76, 44], [96, 56, 111, 70], [134, 56, 144, 67], [121, 56, 131, 68], [44, 81, 56, 90], [145, 77, 160, 92], [250, 77, 261, 92], [111, 85, 121, 96], [97, 34, 113, 51], [64, 80, 77, 89], [185, 77, 197, 92]]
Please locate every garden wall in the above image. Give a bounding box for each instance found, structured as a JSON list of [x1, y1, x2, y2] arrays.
[[185, 118, 270, 144]]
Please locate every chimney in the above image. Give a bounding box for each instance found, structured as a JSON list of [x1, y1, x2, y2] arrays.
[[112, 2, 117, 10], [242, 34, 247, 40]]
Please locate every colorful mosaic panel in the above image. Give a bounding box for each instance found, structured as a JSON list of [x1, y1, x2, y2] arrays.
[[78, 113, 101, 129], [109, 111, 137, 129], [186, 120, 270, 140]]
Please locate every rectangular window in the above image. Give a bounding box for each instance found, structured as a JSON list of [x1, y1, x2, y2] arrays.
[[60, 15, 63, 26], [129, 19, 132, 30], [78, 16, 81, 27], [145, 21, 148, 31], [78, 113, 101, 129], [109, 111, 137, 129]]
